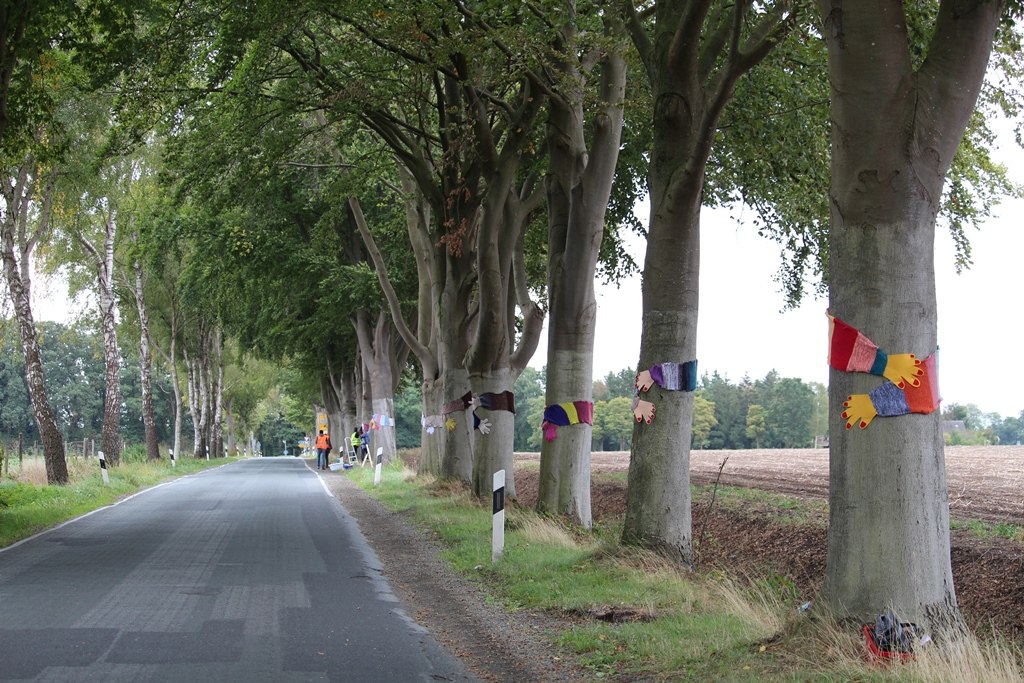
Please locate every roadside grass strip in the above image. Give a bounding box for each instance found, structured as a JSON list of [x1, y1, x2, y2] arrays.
[[0, 455, 227, 548], [350, 461, 1024, 681]]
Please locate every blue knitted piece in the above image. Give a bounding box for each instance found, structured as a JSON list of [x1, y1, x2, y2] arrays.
[[869, 382, 910, 417], [869, 349, 888, 377], [680, 360, 697, 391]]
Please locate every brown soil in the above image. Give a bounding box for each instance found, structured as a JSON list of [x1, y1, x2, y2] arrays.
[[327, 446, 1023, 681], [514, 446, 1024, 640]]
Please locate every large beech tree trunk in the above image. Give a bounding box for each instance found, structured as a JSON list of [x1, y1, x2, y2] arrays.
[[621, 59, 709, 563], [349, 184, 447, 478], [354, 311, 405, 463], [466, 188, 545, 501], [619, 1, 793, 565], [622, 165, 701, 563], [817, 0, 1001, 630], [536, 25, 625, 528], [418, 377, 444, 476], [437, 278, 475, 484]]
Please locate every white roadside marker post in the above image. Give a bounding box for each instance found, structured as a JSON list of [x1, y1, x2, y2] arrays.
[[169, 448, 176, 468], [373, 447, 384, 486], [98, 450, 109, 485], [492, 469, 505, 563]]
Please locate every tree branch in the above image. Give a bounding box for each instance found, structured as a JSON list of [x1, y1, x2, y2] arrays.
[[348, 196, 436, 373]]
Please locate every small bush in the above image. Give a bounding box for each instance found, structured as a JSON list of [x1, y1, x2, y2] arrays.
[[119, 444, 150, 464]]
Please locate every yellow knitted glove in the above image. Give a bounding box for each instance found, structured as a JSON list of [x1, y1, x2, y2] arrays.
[[841, 393, 878, 430], [445, 417, 457, 432], [883, 353, 923, 389]]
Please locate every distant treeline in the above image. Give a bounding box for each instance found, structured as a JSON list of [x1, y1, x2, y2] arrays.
[[391, 366, 1024, 451], [389, 366, 827, 452], [0, 320, 182, 451]]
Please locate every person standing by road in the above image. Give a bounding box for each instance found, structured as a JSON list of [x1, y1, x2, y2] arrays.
[[360, 427, 370, 464], [315, 430, 332, 470], [350, 427, 361, 465]]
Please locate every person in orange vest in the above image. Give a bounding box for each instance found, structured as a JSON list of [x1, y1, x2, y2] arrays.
[[315, 430, 332, 470]]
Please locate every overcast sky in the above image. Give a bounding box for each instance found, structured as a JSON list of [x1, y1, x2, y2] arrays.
[[543, 195, 1022, 419]]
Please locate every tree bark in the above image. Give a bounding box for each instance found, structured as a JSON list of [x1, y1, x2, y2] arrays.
[[212, 326, 224, 457], [418, 376, 444, 476], [537, 22, 626, 528], [153, 305, 183, 463], [619, 0, 795, 565], [224, 396, 236, 455], [817, 0, 1002, 630], [131, 259, 161, 461], [468, 188, 545, 501], [354, 311, 401, 462], [0, 167, 67, 484], [79, 209, 123, 465]]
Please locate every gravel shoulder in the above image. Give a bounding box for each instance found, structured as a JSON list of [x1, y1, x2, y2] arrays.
[[321, 469, 590, 683]]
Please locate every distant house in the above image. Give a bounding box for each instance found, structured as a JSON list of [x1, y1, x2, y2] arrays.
[[942, 420, 966, 434]]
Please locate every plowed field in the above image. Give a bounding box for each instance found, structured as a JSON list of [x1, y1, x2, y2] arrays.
[[543, 445, 1024, 524], [512, 445, 1024, 639]]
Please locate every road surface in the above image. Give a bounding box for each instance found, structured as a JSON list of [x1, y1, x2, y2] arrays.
[[0, 458, 475, 682]]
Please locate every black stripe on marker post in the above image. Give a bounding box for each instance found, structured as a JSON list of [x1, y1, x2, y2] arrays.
[[492, 486, 505, 515]]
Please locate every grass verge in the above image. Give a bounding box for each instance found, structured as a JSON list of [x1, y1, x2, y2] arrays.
[[347, 462, 1023, 682], [0, 453, 226, 548]]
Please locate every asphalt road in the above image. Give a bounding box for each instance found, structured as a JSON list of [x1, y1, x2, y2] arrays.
[[0, 457, 476, 682]]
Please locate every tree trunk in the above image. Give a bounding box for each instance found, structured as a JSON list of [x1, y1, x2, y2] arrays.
[[817, 0, 1001, 631], [617, 0, 794, 563], [225, 396, 236, 455], [321, 373, 343, 455], [0, 219, 68, 484], [168, 334, 182, 462], [184, 346, 205, 458], [152, 301, 183, 463], [470, 366, 517, 499], [83, 210, 123, 466], [536, 30, 625, 528], [621, 178, 701, 564], [619, 62, 708, 561], [132, 260, 160, 461], [354, 311, 400, 462], [418, 377, 444, 476], [337, 366, 357, 447], [212, 327, 224, 457], [433, 241, 476, 485]]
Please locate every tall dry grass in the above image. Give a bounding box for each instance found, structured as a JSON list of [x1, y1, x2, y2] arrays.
[[904, 628, 1024, 683], [5, 455, 96, 485], [710, 574, 793, 637], [511, 511, 591, 550], [787, 605, 1024, 683]]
